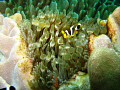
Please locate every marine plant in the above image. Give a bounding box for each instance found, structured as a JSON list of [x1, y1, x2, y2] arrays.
[[19, 3, 107, 89]]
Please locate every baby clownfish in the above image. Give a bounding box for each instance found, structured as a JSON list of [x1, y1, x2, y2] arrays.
[[0, 86, 16, 90], [61, 23, 82, 38]]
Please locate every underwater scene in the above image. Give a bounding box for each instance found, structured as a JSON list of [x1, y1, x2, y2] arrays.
[[0, 0, 120, 90]]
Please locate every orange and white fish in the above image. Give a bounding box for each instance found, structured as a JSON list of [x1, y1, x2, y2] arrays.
[[61, 23, 82, 38]]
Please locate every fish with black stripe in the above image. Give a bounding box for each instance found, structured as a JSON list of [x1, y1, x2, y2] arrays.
[[61, 23, 82, 38], [0, 86, 16, 90]]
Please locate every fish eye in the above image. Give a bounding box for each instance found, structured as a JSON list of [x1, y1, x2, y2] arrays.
[[77, 25, 80, 29], [76, 23, 82, 30]]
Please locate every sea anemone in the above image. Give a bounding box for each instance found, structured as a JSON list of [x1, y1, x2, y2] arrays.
[[19, 5, 107, 89]]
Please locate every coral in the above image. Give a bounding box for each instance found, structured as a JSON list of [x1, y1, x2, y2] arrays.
[[0, 14, 34, 90], [18, 5, 107, 89], [9, 13, 22, 25], [0, 14, 20, 88], [59, 71, 90, 90], [0, 0, 118, 20], [0, 76, 10, 88], [14, 58, 34, 90], [88, 34, 113, 53], [107, 7, 120, 52], [88, 47, 120, 90]]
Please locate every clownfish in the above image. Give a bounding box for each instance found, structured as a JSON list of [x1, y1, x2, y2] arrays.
[[0, 86, 16, 90], [61, 23, 82, 38]]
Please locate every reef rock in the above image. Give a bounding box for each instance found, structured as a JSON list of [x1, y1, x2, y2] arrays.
[[88, 47, 120, 90]]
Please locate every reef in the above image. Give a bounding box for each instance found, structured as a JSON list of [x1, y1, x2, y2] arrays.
[[0, 0, 118, 20], [18, 4, 108, 89], [0, 0, 120, 90]]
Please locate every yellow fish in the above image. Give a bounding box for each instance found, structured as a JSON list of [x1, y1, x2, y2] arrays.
[[61, 23, 82, 38]]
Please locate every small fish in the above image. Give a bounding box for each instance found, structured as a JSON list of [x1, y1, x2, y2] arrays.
[[61, 23, 82, 38]]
